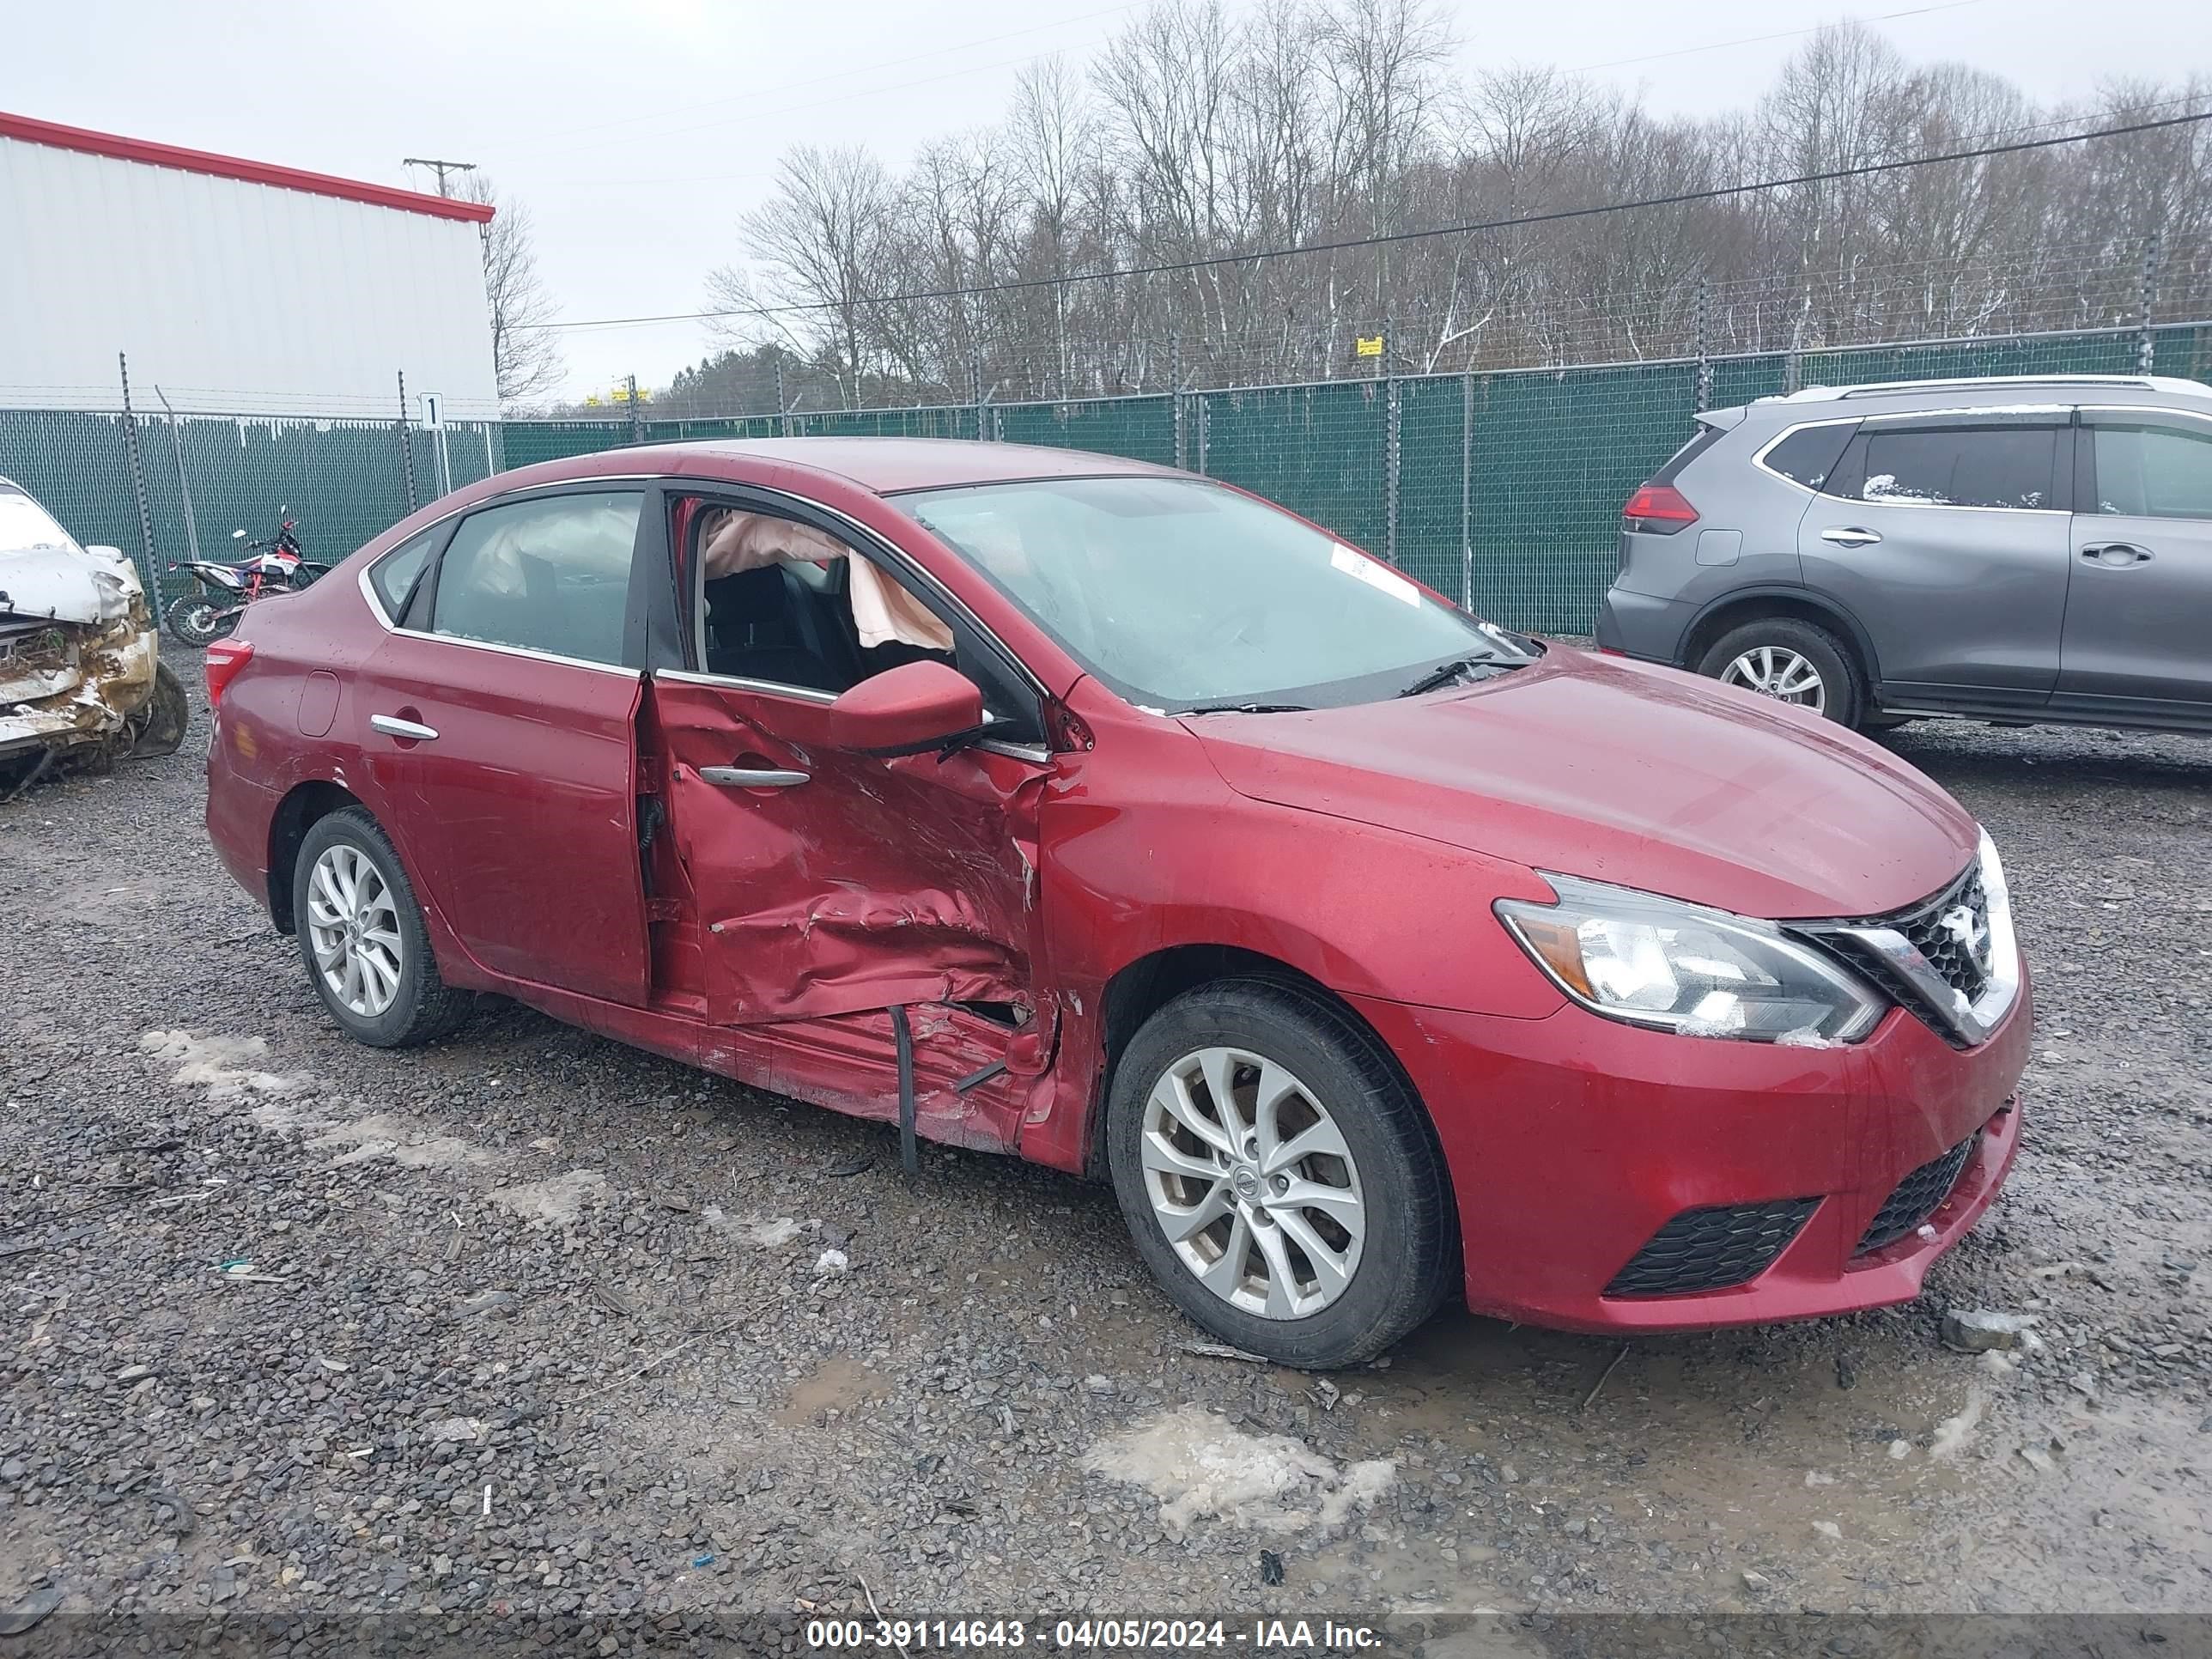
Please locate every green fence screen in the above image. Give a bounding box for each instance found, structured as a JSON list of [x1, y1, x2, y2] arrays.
[[5, 321, 2204, 632]]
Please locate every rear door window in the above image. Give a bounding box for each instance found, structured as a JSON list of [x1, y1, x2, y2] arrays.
[[367, 527, 441, 622], [1761, 423, 1857, 493], [428, 492, 643, 665], [2087, 419, 2212, 520], [1850, 426, 2058, 511]]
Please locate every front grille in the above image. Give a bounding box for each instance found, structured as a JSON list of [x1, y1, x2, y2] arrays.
[[1604, 1198, 1820, 1297], [1895, 865, 1991, 1004], [1854, 1133, 1978, 1256], [1808, 858, 1996, 1043]]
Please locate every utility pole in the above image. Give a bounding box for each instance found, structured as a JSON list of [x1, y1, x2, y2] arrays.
[[403, 157, 477, 198]]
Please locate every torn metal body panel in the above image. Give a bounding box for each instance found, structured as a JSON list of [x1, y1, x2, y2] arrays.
[[1, 477, 185, 792]]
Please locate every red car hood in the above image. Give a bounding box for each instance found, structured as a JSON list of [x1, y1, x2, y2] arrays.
[[1190, 649, 1978, 919]]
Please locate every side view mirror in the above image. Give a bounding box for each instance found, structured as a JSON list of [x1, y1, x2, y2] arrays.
[[828, 659, 986, 757], [84, 544, 125, 560]]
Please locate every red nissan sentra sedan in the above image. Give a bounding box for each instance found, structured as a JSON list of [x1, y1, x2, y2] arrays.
[[202, 441, 2029, 1368]]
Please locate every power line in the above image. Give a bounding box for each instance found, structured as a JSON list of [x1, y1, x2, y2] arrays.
[[521, 109, 2212, 333], [1562, 0, 1989, 75]]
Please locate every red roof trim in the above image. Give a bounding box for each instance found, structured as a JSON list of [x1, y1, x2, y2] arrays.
[[0, 110, 495, 223]]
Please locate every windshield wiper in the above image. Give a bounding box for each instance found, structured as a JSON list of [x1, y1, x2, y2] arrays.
[[1174, 702, 1312, 715], [1398, 656, 1498, 697]]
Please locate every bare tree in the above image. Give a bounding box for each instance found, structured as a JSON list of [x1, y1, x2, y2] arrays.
[[684, 6, 2212, 404], [459, 175, 565, 410], [707, 146, 899, 407]]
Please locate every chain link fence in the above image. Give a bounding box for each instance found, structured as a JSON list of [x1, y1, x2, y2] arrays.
[[4, 319, 2207, 637], [501, 318, 2209, 635], [0, 382, 501, 613]]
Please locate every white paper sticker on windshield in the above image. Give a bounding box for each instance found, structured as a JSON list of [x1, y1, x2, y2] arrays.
[[1330, 544, 1419, 605]]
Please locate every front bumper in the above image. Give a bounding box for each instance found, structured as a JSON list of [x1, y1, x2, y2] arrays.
[[1352, 982, 2031, 1334]]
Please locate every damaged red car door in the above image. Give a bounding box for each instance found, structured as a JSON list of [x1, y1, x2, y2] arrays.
[[644, 667, 1052, 1144]]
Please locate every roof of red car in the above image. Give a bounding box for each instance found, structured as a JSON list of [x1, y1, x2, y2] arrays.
[[629, 437, 1179, 495]]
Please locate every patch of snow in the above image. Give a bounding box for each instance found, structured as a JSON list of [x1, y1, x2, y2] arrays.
[[1929, 1387, 1984, 1460], [1774, 1026, 1839, 1048], [139, 1030, 310, 1102], [490, 1170, 608, 1227], [814, 1249, 850, 1276], [1085, 1404, 1395, 1538], [312, 1113, 495, 1171]]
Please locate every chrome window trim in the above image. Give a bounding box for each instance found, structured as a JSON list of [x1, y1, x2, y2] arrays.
[[655, 667, 836, 704], [2077, 404, 2212, 428], [1747, 416, 1863, 500], [1794, 832, 2021, 1047], [388, 626, 641, 679]]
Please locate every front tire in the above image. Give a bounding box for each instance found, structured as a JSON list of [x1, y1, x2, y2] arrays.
[[291, 807, 472, 1048], [1696, 617, 1863, 727], [1105, 979, 1454, 1369], [125, 661, 190, 758]]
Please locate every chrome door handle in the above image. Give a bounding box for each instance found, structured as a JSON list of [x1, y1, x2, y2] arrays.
[[698, 766, 809, 788], [1820, 526, 1882, 548], [369, 714, 439, 741], [2081, 543, 2152, 566]]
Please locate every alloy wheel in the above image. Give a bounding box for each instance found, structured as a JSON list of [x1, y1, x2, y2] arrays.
[[305, 844, 404, 1018], [1139, 1046, 1366, 1320], [1720, 645, 1826, 711]]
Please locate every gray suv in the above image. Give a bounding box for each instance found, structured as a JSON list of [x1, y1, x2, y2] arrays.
[[1595, 374, 2212, 736]]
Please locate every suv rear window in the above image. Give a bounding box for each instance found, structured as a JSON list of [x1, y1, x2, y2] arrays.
[[1649, 423, 1726, 484], [1761, 423, 1856, 493], [1849, 426, 2058, 511]]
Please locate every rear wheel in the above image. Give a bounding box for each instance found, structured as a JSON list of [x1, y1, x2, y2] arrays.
[[164, 593, 234, 647], [1105, 979, 1454, 1369], [1696, 617, 1863, 728], [291, 807, 473, 1048]]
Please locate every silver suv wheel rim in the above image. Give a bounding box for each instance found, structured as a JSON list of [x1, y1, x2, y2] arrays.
[[1721, 645, 1826, 711], [1139, 1046, 1365, 1321], [306, 844, 403, 1018]]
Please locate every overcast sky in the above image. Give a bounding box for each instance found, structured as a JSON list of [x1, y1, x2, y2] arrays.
[[5, 0, 2203, 403]]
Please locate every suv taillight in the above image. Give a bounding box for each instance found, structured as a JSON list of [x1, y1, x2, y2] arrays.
[[204, 639, 254, 708], [1622, 483, 1699, 534]]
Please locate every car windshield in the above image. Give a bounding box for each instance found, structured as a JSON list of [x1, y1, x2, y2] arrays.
[[896, 476, 1528, 709]]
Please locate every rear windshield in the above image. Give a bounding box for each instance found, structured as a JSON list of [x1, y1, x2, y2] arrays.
[[1649, 423, 1727, 485]]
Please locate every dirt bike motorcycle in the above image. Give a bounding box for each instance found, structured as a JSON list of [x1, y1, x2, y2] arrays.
[[164, 507, 331, 646]]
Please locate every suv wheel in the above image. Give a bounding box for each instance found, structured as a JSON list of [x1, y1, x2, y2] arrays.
[[1105, 979, 1454, 1369], [1697, 618, 1862, 727], [292, 807, 473, 1048]]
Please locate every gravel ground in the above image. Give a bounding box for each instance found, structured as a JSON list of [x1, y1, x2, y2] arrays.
[[1, 678, 2208, 1650]]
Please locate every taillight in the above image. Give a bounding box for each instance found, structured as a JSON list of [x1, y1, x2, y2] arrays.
[[203, 639, 254, 708], [1622, 483, 1699, 534]]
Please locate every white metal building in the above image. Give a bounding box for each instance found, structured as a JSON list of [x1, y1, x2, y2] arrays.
[[0, 112, 500, 419]]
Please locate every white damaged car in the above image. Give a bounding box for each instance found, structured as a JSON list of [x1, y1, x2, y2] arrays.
[[0, 476, 186, 796]]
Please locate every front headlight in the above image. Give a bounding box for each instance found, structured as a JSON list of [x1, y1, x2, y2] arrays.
[[1496, 875, 1885, 1042]]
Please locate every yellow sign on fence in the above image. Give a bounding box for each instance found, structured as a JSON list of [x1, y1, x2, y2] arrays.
[[1355, 336, 1384, 357]]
